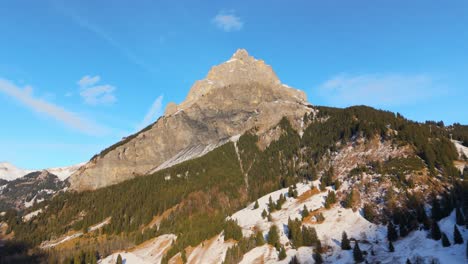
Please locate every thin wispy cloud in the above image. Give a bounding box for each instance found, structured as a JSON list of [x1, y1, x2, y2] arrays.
[[78, 75, 116, 105], [0, 78, 109, 136], [52, 1, 157, 73], [212, 10, 243, 32], [137, 95, 164, 131], [317, 73, 440, 107]]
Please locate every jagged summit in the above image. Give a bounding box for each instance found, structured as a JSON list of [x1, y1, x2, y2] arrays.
[[70, 49, 312, 191], [167, 49, 306, 116], [231, 48, 250, 60]]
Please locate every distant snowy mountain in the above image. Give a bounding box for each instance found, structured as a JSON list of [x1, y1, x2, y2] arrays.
[[0, 162, 83, 181], [0, 162, 33, 181]]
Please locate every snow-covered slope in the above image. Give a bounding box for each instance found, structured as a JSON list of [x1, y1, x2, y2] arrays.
[[452, 140, 468, 158], [0, 162, 33, 181], [45, 162, 85, 181], [99, 234, 176, 264], [230, 182, 467, 264], [99, 181, 467, 264]]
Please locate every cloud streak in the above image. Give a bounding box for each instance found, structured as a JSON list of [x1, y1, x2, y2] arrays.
[[317, 73, 439, 107], [78, 75, 116, 105], [212, 11, 243, 32], [0, 78, 109, 136], [137, 95, 164, 131], [52, 1, 157, 73]]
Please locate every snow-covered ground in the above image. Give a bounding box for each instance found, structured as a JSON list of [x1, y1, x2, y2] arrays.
[[185, 234, 235, 264], [22, 209, 43, 221], [230, 181, 467, 264], [452, 140, 468, 159], [99, 234, 176, 264], [41, 218, 111, 249], [93, 181, 466, 264]]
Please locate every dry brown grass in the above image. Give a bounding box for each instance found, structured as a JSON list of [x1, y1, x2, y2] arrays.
[[296, 187, 320, 204]]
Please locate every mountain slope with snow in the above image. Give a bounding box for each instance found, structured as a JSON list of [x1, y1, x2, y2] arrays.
[[96, 181, 467, 264]]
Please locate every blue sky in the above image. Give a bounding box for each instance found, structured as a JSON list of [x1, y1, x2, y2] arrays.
[[1, 0, 467, 169]]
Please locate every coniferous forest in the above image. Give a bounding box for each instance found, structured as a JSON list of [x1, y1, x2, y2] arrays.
[[1, 105, 468, 263]]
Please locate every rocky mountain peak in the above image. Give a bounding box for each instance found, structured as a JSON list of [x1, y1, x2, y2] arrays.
[[70, 49, 312, 191], [231, 48, 250, 60], [168, 49, 305, 116]]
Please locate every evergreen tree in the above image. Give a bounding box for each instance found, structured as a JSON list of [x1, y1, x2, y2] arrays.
[[253, 200, 259, 209], [345, 189, 354, 209], [261, 209, 268, 219], [313, 250, 323, 264], [181, 249, 187, 263], [116, 254, 123, 264], [224, 219, 243, 241], [289, 255, 300, 264], [441, 233, 451, 247], [288, 218, 303, 247], [325, 191, 336, 209], [267, 225, 280, 250], [431, 221, 442, 240], [387, 222, 398, 242], [431, 198, 442, 221], [341, 231, 351, 250], [389, 241, 395, 252], [74, 254, 82, 264], [456, 207, 464, 226], [353, 241, 364, 263], [406, 259, 412, 264], [301, 204, 310, 219], [363, 203, 376, 222], [268, 196, 276, 212], [256, 231, 265, 246], [454, 225, 463, 244], [278, 246, 287, 260]]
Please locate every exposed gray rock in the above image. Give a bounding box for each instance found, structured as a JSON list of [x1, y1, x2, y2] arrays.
[[69, 49, 313, 191]]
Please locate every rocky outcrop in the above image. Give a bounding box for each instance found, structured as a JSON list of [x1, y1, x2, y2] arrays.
[[69, 49, 313, 191]]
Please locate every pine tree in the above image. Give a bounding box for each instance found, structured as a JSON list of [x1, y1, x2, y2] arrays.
[[341, 231, 351, 250], [454, 225, 463, 244], [353, 241, 364, 263], [363, 203, 376, 222], [254, 200, 259, 209], [289, 255, 300, 264], [389, 241, 395, 252], [431, 199, 442, 221], [313, 250, 323, 264], [261, 209, 268, 219], [387, 222, 398, 242], [431, 221, 442, 240], [442, 233, 451, 247], [268, 196, 276, 212], [278, 246, 287, 260], [181, 249, 187, 263], [267, 225, 280, 250], [406, 259, 412, 264], [301, 204, 309, 219], [456, 207, 464, 226], [116, 254, 123, 264], [256, 231, 265, 246], [345, 189, 354, 209]]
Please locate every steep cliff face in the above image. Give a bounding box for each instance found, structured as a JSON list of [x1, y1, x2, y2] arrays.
[[69, 49, 313, 191]]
